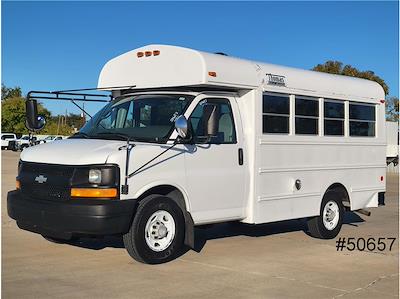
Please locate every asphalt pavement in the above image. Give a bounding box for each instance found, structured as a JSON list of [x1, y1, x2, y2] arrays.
[[2, 150, 399, 298]]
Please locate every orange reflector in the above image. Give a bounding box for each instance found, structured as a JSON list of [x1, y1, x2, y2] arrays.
[[145, 51, 152, 57], [153, 50, 160, 56], [208, 71, 217, 77], [16, 180, 21, 190], [71, 188, 117, 198]]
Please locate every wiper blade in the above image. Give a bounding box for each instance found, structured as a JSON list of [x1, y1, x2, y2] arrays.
[[70, 132, 91, 139], [94, 132, 135, 142]]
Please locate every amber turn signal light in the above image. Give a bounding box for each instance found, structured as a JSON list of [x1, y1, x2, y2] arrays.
[[71, 188, 118, 198], [208, 71, 217, 77], [16, 180, 21, 190]]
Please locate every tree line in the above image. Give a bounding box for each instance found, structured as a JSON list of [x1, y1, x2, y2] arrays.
[[1, 61, 399, 135]]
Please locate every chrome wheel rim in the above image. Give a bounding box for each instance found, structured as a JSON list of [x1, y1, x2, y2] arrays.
[[322, 200, 340, 230], [145, 210, 176, 252]]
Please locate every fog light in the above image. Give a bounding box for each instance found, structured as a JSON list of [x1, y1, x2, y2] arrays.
[[89, 169, 102, 184]]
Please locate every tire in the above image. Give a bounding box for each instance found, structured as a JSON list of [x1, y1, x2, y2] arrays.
[[307, 191, 344, 239], [1, 147, 6, 150], [123, 195, 185, 264]]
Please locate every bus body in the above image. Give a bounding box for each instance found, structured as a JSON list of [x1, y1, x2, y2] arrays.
[[8, 45, 386, 264]]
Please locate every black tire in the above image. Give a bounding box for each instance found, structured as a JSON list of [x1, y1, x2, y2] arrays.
[[1, 147, 6, 150], [123, 195, 185, 264], [307, 191, 344, 239]]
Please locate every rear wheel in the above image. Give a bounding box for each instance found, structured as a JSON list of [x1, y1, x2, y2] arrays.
[[123, 195, 185, 264], [307, 191, 344, 239]]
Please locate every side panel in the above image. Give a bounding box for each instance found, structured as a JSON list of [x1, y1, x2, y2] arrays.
[[251, 90, 386, 224]]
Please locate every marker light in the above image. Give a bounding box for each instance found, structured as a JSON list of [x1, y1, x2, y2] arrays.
[[137, 52, 144, 58], [16, 180, 21, 190], [208, 71, 217, 77], [153, 50, 160, 56], [380, 99, 385, 104], [380, 176, 384, 182], [71, 188, 118, 198], [89, 169, 102, 184], [145, 51, 152, 57]]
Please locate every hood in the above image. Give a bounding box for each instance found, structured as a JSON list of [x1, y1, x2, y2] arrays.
[[20, 138, 126, 165]]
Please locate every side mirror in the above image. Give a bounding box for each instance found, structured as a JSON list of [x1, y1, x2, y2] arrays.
[[25, 99, 46, 131], [174, 115, 189, 139], [203, 104, 219, 137]]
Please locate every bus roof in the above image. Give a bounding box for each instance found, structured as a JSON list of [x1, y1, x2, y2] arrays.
[[98, 44, 385, 102]]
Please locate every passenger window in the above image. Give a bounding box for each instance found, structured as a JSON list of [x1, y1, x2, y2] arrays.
[[349, 103, 376, 137], [189, 98, 236, 144], [295, 97, 319, 135], [324, 101, 344, 136], [262, 93, 290, 134]]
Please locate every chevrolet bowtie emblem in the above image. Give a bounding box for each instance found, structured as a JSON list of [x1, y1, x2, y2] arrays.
[[35, 175, 48, 184]]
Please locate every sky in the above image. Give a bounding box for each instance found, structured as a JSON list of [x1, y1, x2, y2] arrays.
[[2, 1, 399, 115]]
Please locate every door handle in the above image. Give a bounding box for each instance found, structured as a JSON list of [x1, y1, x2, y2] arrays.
[[238, 148, 243, 165]]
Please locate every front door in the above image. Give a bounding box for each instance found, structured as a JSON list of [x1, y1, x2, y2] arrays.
[[184, 96, 245, 224]]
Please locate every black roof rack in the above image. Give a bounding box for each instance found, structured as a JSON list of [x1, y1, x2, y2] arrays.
[[27, 90, 112, 103]]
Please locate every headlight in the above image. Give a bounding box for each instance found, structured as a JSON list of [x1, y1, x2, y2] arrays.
[[89, 169, 102, 184], [71, 165, 119, 187]]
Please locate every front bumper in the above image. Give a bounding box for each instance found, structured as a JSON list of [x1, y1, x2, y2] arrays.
[[7, 190, 137, 240]]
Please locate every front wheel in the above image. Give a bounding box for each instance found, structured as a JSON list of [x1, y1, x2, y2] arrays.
[[307, 191, 344, 239], [123, 195, 185, 264]]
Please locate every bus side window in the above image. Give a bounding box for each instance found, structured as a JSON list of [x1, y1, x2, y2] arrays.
[[349, 103, 376, 137], [262, 93, 290, 134], [324, 100, 344, 136]]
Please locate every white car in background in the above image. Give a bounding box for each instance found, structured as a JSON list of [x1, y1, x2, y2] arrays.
[[37, 135, 65, 144], [13, 135, 37, 151], [1, 133, 17, 150]]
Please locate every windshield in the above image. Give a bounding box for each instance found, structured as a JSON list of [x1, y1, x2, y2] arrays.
[[78, 94, 193, 142]]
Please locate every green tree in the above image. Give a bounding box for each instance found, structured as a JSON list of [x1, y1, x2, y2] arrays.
[[1, 84, 22, 100], [385, 97, 399, 122], [312, 61, 389, 95], [41, 121, 74, 136]]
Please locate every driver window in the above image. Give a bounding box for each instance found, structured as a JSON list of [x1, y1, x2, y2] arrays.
[[189, 98, 236, 144]]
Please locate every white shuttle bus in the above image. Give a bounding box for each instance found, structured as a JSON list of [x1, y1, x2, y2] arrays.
[[8, 45, 386, 264]]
